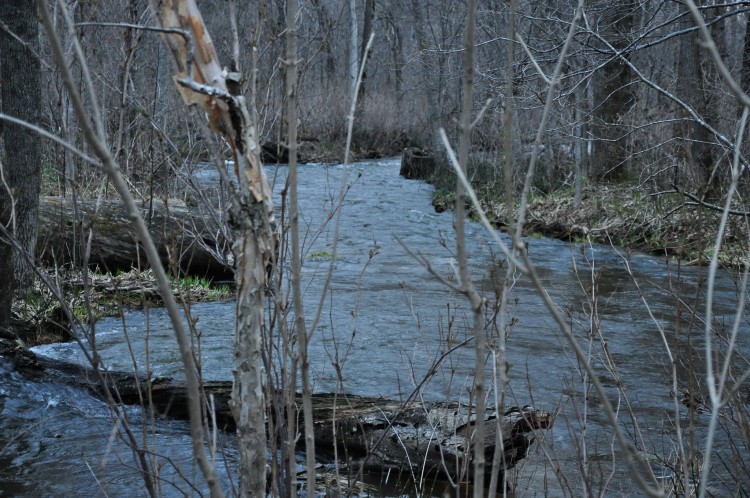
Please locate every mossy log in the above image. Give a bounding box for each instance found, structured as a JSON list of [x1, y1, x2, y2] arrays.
[[0, 338, 552, 482], [37, 196, 234, 280]]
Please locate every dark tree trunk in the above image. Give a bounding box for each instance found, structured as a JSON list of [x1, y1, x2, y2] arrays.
[[409, 0, 442, 150], [0, 0, 43, 332], [739, 7, 750, 196], [676, 0, 717, 196], [357, 0, 375, 103], [590, 1, 637, 182], [743, 12, 750, 97], [382, 10, 404, 98], [310, 0, 336, 81]]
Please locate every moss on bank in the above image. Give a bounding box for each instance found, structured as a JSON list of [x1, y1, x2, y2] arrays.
[[434, 182, 749, 269]]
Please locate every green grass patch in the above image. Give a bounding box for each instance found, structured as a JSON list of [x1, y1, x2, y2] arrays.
[[169, 274, 232, 300], [427, 172, 749, 269], [307, 249, 335, 261]]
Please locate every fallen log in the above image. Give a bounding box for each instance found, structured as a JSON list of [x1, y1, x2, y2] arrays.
[[312, 396, 552, 482], [0, 338, 552, 483], [37, 196, 234, 280]]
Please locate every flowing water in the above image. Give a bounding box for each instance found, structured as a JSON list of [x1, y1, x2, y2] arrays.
[[2, 158, 748, 496]]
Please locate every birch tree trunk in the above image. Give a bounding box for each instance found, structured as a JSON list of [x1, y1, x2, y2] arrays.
[[452, 0, 487, 492], [348, 0, 359, 102], [149, 2, 275, 495]]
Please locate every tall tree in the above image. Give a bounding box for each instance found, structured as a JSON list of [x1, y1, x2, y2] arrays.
[[677, 0, 722, 197], [310, 0, 336, 82], [150, 1, 275, 495], [0, 0, 42, 333], [348, 0, 359, 101], [590, 1, 637, 181], [742, 9, 750, 98], [357, 0, 375, 102]]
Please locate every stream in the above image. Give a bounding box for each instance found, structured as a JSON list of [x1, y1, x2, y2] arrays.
[[2, 158, 748, 496]]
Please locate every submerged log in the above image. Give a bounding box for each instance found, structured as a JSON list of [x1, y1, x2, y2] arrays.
[[312, 396, 552, 481], [37, 196, 234, 280], [0, 338, 552, 482]]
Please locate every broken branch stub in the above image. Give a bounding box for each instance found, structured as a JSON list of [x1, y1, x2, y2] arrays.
[[150, 1, 274, 496], [151, 0, 270, 205]]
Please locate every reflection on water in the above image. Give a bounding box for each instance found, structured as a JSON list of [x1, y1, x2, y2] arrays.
[[2, 158, 747, 496]]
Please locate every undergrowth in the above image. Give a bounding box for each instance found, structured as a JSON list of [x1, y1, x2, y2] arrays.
[[12, 267, 232, 345]]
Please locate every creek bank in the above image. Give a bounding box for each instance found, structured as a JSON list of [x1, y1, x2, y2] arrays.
[[0, 336, 552, 484], [400, 150, 749, 268], [487, 185, 748, 268], [261, 137, 404, 165], [8, 195, 237, 344], [10, 267, 232, 346]]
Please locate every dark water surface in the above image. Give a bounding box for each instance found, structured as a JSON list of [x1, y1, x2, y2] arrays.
[[2, 158, 748, 496]]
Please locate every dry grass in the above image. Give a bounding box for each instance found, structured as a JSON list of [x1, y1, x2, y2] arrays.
[[467, 182, 750, 269]]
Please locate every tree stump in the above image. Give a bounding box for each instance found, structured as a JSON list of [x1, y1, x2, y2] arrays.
[[400, 147, 436, 180]]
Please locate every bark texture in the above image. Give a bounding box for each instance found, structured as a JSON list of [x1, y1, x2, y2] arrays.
[[150, 1, 275, 495], [743, 12, 750, 98], [590, 1, 636, 181], [0, 0, 42, 330], [36, 196, 233, 279], [677, 0, 721, 196], [313, 398, 552, 481]]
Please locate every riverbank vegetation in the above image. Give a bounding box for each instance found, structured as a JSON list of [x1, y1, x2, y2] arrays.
[[10, 268, 232, 345], [1, 0, 749, 497], [432, 171, 750, 269]]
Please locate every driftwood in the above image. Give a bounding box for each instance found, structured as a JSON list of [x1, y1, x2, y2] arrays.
[[312, 395, 552, 482], [36, 196, 234, 280], [0, 338, 552, 483]]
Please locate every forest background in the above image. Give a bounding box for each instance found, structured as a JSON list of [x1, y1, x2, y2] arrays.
[[2, 0, 750, 497], [4, 0, 750, 282]]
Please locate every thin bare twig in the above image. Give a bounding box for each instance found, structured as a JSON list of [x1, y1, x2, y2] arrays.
[[75, 21, 191, 41], [515, 32, 552, 84], [670, 183, 750, 217], [38, 1, 223, 496]]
